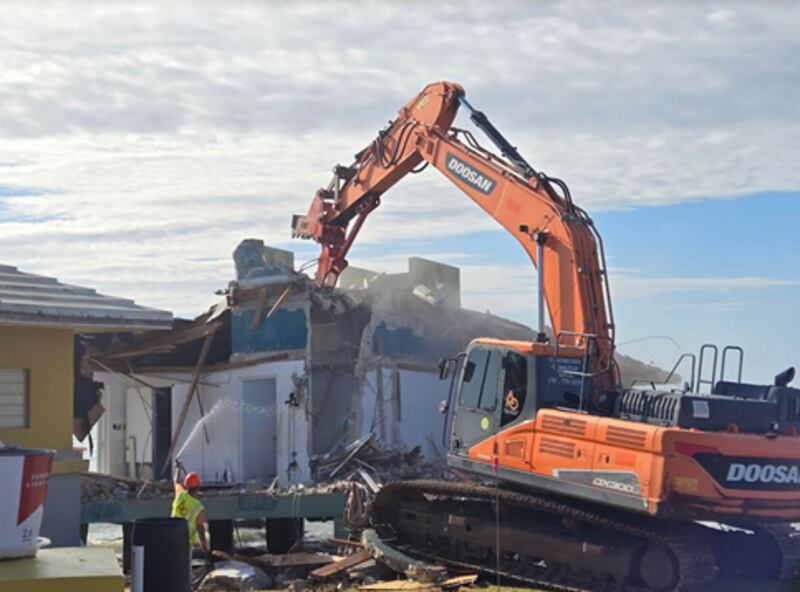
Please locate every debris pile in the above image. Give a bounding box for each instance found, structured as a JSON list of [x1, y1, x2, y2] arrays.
[[196, 530, 478, 592], [312, 435, 441, 490], [80, 471, 174, 501], [80, 471, 355, 502]]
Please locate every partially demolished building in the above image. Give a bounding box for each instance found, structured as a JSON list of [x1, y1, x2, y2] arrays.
[[90, 240, 534, 486], [90, 240, 671, 488]]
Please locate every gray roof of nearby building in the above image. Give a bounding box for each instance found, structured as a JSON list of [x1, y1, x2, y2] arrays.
[[0, 264, 172, 331]]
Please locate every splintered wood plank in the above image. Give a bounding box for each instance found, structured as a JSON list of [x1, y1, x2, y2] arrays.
[[441, 574, 478, 588], [359, 581, 439, 591], [310, 549, 372, 579]]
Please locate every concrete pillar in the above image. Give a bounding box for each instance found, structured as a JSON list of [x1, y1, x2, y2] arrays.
[[40, 473, 82, 547], [333, 516, 348, 540]]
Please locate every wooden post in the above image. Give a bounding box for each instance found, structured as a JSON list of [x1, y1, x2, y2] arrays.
[[160, 327, 217, 476]]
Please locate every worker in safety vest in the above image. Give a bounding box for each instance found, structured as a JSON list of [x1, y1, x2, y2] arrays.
[[171, 459, 209, 554]]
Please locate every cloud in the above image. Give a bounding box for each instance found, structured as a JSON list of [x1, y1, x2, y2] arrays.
[[0, 2, 798, 314]]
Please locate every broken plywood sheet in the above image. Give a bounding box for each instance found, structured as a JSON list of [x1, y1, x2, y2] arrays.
[[441, 575, 478, 588], [310, 549, 372, 579]]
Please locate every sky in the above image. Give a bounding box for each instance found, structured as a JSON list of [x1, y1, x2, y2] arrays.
[[1, 2, 799, 383]]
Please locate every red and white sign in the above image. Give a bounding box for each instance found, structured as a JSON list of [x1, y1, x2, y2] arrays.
[[0, 449, 54, 559]]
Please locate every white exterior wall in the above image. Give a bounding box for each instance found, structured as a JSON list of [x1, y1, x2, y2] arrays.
[[125, 387, 154, 473], [170, 359, 309, 486], [93, 371, 187, 478], [95, 361, 445, 484], [360, 366, 447, 460], [94, 372, 127, 476]]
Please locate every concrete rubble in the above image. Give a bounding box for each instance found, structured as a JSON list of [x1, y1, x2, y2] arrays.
[[198, 560, 273, 591]]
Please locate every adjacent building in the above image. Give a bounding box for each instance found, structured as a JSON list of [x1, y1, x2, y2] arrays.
[[0, 264, 171, 546]]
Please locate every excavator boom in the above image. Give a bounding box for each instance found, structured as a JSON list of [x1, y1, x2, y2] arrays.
[[292, 81, 618, 390]]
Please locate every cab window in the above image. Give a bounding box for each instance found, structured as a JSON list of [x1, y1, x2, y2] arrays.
[[459, 350, 488, 407], [501, 351, 528, 426], [459, 349, 502, 410]]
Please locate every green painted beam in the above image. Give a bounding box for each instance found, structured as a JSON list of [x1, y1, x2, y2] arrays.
[[81, 492, 346, 524]]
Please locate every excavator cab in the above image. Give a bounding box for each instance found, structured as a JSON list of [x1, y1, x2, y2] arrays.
[[447, 344, 521, 455], [442, 339, 592, 457]]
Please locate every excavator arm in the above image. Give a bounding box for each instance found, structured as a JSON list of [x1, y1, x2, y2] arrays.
[[291, 81, 618, 390]]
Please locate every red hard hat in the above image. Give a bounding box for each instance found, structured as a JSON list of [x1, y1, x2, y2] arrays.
[[183, 471, 202, 490]]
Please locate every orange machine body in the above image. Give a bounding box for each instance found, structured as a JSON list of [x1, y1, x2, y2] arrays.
[[465, 410, 800, 522], [455, 341, 800, 524]]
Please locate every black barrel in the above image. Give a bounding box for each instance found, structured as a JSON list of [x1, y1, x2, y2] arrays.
[[132, 517, 190, 592]]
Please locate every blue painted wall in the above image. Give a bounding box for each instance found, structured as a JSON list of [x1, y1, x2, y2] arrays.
[[232, 307, 307, 354], [371, 321, 462, 361]]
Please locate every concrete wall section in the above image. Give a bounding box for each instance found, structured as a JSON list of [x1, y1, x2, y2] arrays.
[[309, 367, 360, 456], [408, 257, 460, 309], [396, 369, 448, 460], [359, 366, 447, 461]]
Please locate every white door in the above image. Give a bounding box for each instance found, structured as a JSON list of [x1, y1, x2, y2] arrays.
[[240, 378, 277, 481]]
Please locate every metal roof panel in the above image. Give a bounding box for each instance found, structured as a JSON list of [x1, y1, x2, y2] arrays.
[[0, 265, 172, 330]]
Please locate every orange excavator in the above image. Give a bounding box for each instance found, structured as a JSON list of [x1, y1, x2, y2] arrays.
[[292, 82, 800, 590]]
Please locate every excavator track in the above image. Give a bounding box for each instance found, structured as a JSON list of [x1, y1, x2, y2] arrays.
[[373, 480, 717, 592], [763, 523, 800, 580], [708, 521, 800, 581]]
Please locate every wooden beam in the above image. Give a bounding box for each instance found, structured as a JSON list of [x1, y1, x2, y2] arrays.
[[160, 328, 217, 475], [90, 358, 172, 399], [311, 549, 372, 579], [250, 288, 269, 329], [98, 321, 222, 361], [133, 352, 294, 375], [265, 283, 294, 319]]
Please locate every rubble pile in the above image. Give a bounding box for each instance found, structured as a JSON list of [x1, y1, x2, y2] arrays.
[[312, 435, 442, 490], [196, 531, 478, 592], [81, 471, 174, 501], [80, 471, 356, 502]]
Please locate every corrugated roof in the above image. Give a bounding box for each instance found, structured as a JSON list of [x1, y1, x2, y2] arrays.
[[0, 264, 172, 331]]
